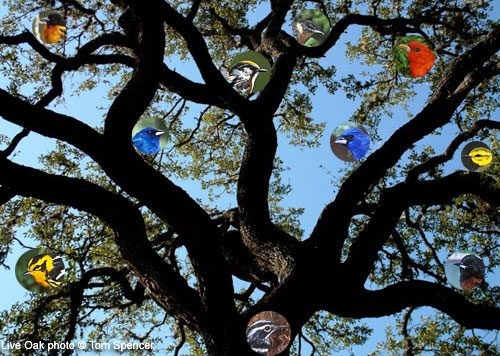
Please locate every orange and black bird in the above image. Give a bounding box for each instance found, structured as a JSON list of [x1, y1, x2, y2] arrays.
[[23, 252, 65, 289], [33, 11, 66, 44]]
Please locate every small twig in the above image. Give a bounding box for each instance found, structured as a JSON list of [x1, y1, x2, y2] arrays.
[[299, 330, 319, 356], [168, 99, 187, 129], [391, 229, 414, 280], [174, 322, 186, 356], [186, 0, 202, 22], [407, 119, 500, 181], [0, 128, 30, 159], [175, 105, 212, 147], [402, 307, 416, 356], [405, 209, 445, 272], [234, 283, 257, 302]]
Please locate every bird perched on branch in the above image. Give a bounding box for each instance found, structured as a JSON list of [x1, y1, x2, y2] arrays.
[[294, 19, 325, 45], [334, 127, 370, 161], [132, 127, 165, 154], [228, 60, 268, 95], [23, 253, 65, 289], [32, 11, 66, 44], [393, 35, 435, 78]]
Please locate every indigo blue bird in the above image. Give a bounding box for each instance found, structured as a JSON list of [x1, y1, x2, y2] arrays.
[[132, 127, 165, 154], [334, 127, 370, 161]]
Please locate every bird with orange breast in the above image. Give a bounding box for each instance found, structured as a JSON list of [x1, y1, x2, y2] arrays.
[[393, 35, 436, 78], [33, 11, 67, 45]]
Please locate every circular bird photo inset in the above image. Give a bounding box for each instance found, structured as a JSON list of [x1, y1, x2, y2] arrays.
[[227, 51, 272, 96], [445, 251, 485, 291], [293, 9, 330, 47], [32, 10, 67, 45], [330, 122, 371, 162], [393, 35, 435, 78], [461, 141, 493, 171], [15, 247, 66, 293], [246, 311, 291, 355], [132, 117, 170, 155]]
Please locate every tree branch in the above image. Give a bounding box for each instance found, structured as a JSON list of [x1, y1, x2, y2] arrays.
[[299, 14, 445, 57], [345, 171, 499, 284], [0, 157, 205, 330], [407, 119, 500, 181], [159, 1, 247, 113], [104, 1, 166, 148], [64, 267, 146, 349], [307, 27, 499, 258], [322, 281, 500, 330]]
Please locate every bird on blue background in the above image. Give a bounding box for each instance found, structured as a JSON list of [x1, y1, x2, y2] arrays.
[[228, 60, 268, 95], [132, 127, 165, 154], [334, 127, 370, 161]]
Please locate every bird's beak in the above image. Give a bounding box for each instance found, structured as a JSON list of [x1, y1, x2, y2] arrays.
[[154, 131, 165, 137], [258, 68, 268, 73], [398, 44, 411, 53], [335, 137, 347, 145]]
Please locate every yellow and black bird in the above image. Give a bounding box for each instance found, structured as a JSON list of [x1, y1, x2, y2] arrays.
[[32, 11, 66, 44], [461, 141, 493, 171], [294, 20, 325, 45], [23, 253, 65, 289]]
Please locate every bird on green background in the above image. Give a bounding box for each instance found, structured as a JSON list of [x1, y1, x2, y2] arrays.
[[23, 253, 65, 289], [393, 35, 435, 78], [228, 60, 268, 95], [293, 20, 325, 45], [132, 127, 165, 154], [32, 12, 66, 44]]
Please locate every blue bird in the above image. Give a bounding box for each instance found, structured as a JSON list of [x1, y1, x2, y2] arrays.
[[334, 127, 370, 161], [132, 127, 165, 154]]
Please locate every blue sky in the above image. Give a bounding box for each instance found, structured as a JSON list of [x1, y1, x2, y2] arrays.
[[1, 1, 498, 354]]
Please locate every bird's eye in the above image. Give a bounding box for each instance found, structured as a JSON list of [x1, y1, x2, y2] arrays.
[[414, 47, 421, 52], [346, 135, 354, 140], [264, 325, 272, 332]]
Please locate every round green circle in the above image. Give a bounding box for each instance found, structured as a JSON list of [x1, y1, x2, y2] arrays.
[[228, 51, 272, 93], [15, 247, 64, 294], [132, 117, 170, 149], [294, 9, 331, 47]]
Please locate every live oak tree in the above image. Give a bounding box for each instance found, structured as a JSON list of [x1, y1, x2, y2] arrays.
[[0, 0, 499, 355]]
